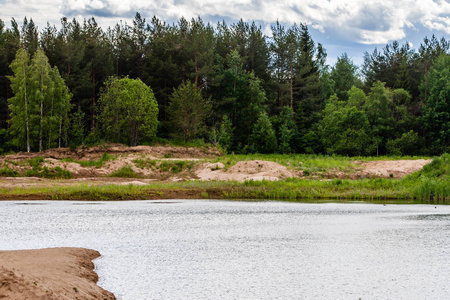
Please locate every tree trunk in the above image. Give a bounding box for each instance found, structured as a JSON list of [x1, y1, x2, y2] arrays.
[[39, 70, 44, 152], [290, 58, 293, 109], [194, 53, 198, 85], [92, 70, 96, 130], [23, 61, 30, 153], [49, 95, 54, 148]]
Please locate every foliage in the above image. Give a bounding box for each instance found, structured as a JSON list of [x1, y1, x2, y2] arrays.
[[217, 115, 233, 152], [109, 165, 140, 178], [61, 152, 114, 168], [97, 76, 159, 146], [0, 16, 449, 156], [249, 111, 278, 153], [386, 130, 423, 156], [167, 80, 211, 142], [69, 106, 85, 148], [420, 54, 450, 152], [24, 157, 72, 178], [319, 95, 372, 156], [409, 153, 450, 179], [330, 53, 360, 100], [364, 81, 391, 155], [275, 106, 299, 153], [0, 167, 18, 177], [7, 48, 71, 152]]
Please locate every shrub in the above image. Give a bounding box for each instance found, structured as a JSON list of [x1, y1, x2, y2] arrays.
[[109, 166, 140, 178]]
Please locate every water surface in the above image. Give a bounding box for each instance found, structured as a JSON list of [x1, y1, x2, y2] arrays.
[[1, 200, 449, 299]]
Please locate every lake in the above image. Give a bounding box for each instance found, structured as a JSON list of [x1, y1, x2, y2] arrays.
[[1, 200, 449, 299]]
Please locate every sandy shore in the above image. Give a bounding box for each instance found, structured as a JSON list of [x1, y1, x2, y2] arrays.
[[0, 247, 116, 299]]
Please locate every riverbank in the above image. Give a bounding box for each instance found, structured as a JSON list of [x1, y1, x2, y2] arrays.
[[0, 247, 116, 299], [0, 174, 446, 203], [0, 144, 448, 202]]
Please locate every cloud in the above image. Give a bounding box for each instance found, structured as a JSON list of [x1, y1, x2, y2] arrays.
[[1, 0, 449, 45]]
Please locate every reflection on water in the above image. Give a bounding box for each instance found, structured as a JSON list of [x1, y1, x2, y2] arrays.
[[1, 200, 450, 299]]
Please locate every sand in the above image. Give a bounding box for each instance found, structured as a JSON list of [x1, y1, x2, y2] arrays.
[[0, 247, 116, 299], [196, 160, 299, 182]]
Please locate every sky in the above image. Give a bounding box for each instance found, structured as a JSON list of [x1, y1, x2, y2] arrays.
[[1, 0, 449, 66]]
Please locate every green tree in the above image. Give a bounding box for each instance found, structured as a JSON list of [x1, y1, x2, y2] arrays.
[[364, 81, 391, 155], [347, 86, 367, 109], [69, 105, 85, 147], [0, 18, 21, 133], [249, 111, 277, 153], [275, 106, 299, 153], [420, 54, 450, 151], [319, 95, 372, 156], [167, 80, 211, 142], [330, 53, 359, 101], [386, 130, 423, 156], [8, 48, 71, 152], [7, 48, 31, 152], [30, 48, 53, 151], [97, 77, 158, 146], [217, 115, 233, 151]]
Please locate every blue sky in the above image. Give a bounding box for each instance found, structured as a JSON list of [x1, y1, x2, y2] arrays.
[[1, 0, 449, 66]]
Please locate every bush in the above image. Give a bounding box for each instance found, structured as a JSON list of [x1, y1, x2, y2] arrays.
[[0, 167, 18, 177], [109, 166, 140, 178], [386, 130, 423, 156]]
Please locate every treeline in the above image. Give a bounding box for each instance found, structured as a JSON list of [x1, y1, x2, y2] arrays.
[[0, 13, 449, 155]]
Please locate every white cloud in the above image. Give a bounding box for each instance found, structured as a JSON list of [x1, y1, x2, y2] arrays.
[[1, 0, 449, 45]]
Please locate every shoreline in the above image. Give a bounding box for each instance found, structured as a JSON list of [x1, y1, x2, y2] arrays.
[[0, 177, 446, 203], [0, 247, 116, 299]]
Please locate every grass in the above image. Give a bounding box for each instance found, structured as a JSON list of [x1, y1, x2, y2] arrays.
[[404, 153, 450, 201], [133, 158, 194, 174], [26, 166, 73, 179], [109, 166, 140, 178], [0, 176, 431, 202], [61, 152, 115, 168], [0, 167, 18, 177], [1, 150, 446, 203]]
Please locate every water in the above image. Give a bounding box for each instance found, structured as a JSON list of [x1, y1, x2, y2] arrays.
[[1, 200, 450, 299]]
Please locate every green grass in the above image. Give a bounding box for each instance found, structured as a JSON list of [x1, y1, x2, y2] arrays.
[[133, 158, 157, 169], [28, 157, 45, 168], [61, 152, 115, 168], [159, 160, 194, 173], [0, 167, 19, 177], [1, 151, 446, 203], [133, 158, 194, 174], [109, 166, 140, 178], [26, 166, 73, 179]]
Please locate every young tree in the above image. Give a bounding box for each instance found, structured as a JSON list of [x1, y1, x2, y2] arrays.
[[217, 115, 234, 152], [249, 111, 277, 154], [30, 48, 53, 151], [167, 80, 211, 142], [97, 76, 158, 146], [364, 81, 391, 155], [275, 106, 299, 153], [7, 48, 31, 152], [8, 48, 71, 152]]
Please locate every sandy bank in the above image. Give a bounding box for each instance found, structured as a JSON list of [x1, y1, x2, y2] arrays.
[[0, 247, 115, 299]]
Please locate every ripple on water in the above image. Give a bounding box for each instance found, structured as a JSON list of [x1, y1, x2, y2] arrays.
[[1, 200, 450, 299]]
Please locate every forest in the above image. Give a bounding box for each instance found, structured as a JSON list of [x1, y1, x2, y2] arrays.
[[0, 13, 449, 156]]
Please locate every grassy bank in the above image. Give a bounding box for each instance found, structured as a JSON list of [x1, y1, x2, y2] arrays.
[[0, 174, 448, 204], [0, 153, 448, 203]]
